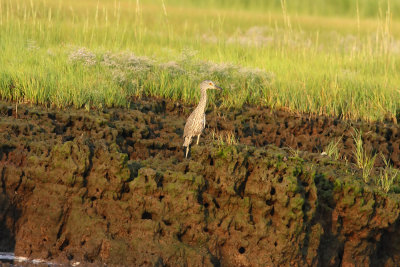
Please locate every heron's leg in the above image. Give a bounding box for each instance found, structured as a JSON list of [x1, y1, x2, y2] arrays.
[[196, 134, 201, 145], [185, 146, 189, 158]]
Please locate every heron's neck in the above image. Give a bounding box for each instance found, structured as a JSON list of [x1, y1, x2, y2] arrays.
[[197, 90, 208, 111]]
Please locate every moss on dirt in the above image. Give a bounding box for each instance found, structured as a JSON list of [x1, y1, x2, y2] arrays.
[[1, 100, 400, 266]]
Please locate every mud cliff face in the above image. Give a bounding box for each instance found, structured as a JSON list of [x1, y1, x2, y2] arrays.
[[1, 100, 400, 266]]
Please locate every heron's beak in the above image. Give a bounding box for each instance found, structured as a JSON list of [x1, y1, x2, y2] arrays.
[[213, 85, 222, 90]]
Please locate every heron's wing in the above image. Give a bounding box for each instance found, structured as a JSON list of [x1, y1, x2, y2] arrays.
[[183, 111, 196, 137]]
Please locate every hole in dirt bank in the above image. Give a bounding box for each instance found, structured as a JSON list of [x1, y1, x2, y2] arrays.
[[203, 227, 209, 232], [59, 238, 69, 251], [84, 254, 95, 263], [0, 145, 16, 161], [274, 241, 278, 247], [159, 195, 164, 201], [141, 211, 152, 220], [297, 142, 302, 148], [270, 187, 276, 195], [47, 113, 56, 120], [278, 177, 283, 183], [163, 220, 171, 226], [204, 203, 209, 208], [62, 136, 74, 143], [155, 173, 163, 188], [212, 199, 220, 209], [270, 206, 275, 216], [238, 247, 245, 254], [123, 185, 130, 194], [158, 228, 165, 237]]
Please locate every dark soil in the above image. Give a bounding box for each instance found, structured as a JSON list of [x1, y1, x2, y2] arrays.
[[1, 99, 400, 266], [135, 97, 400, 167]]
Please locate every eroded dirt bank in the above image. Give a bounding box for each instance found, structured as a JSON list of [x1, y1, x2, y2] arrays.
[[1, 99, 400, 266]]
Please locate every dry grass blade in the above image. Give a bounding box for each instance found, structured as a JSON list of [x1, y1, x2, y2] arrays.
[[211, 130, 238, 146]]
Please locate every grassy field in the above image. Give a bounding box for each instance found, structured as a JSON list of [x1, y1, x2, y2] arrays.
[[1, 0, 400, 121]]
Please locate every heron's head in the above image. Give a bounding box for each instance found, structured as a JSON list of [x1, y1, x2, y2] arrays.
[[200, 80, 222, 91]]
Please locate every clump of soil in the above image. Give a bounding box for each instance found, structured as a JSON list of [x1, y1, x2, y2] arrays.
[[1, 99, 400, 266]]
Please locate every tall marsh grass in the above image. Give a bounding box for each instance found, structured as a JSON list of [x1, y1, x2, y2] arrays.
[[170, 0, 400, 18], [0, 0, 400, 121]]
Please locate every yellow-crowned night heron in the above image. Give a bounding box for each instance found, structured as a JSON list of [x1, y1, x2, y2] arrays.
[[183, 80, 221, 158]]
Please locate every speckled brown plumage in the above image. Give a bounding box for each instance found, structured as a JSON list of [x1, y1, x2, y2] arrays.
[[183, 80, 221, 158]]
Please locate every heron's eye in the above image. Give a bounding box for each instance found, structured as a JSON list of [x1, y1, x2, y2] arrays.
[[209, 82, 212, 85]]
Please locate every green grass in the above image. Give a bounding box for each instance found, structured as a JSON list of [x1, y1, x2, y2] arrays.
[[352, 128, 377, 182], [1, 0, 400, 121], [323, 138, 341, 161], [377, 153, 399, 193], [170, 0, 400, 18]]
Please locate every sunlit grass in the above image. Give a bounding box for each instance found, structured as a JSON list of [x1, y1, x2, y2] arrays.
[[169, 0, 400, 19], [0, 0, 400, 121], [323, 138, 341, 161], [352, 128, 377, 182], [377, 153, 399, 193]]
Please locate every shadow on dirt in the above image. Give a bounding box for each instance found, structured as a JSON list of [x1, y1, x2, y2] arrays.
[[0, 191, 19, 253]]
